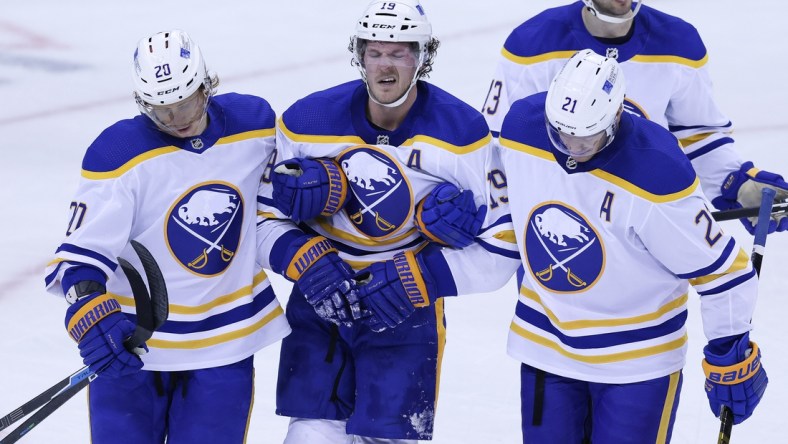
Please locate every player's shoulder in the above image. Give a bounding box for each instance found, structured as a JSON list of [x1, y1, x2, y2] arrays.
[[500, 92, 549, 149], [213, 92, 276, 132], [82, 116, 171, 174], [638, 5, 706, 62], [600, 114, 698, 199], [414, 82, 490, 147], [502, 3, 579, 58], [280, 80, 359, 136]]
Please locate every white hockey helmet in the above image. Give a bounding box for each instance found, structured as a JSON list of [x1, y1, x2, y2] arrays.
[[545, 49, 625, 158], [582, 0, 644, 24], [350, 0, 436, 107], [132, 30, 212, 106]]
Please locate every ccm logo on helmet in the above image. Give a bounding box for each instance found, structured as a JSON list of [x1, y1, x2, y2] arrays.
[[158, 86, 181, 96], [372, 24, 396, 29]]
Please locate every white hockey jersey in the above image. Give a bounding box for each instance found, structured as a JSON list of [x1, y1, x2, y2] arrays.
[[45, 94, 290, 371], [482, 1, 742, 201], [257, 80, 519, 298], [499, 93, 758, 383]]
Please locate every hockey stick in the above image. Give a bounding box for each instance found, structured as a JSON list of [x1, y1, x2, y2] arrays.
[[711, 200, 788, 222], [716, 188, 775, 444], [0, 240, 168, 444]]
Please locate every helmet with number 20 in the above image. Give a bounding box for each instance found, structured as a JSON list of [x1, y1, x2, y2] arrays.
[[132, 30, 217, 137]]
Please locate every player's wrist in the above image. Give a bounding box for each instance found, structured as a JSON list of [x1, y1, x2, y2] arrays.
[[65, 280, 107, 305]]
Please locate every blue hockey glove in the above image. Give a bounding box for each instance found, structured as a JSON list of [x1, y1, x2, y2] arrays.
[[286, 236, 361, 326], [271, 157, 350, 222], [65, 292, 145, 378], [712, 161, 788, 234], [702, 332, 768, 425], [415, 182, 487, 248], [353, 250, 437, 332]]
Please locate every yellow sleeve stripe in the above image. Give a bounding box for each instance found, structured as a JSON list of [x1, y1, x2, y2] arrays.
[[278, 117, 365, 145], [630, 53, 708, 68], [499, 137, 556, 161], [47, 257, 66, 268], [82, 128, 275, 180], [82, 145, 180, 180], [147, 306, 284, 349], [689, 248, 750, 286], [493, 229, 518, 244], [501, 48, 708, 69], [500, 136, 698, 203], [520, 286, 688, 330], [678, 132, 714, 148], [280, 118, 490, 155], [590, 170, 700, 203], [401, 133, 491, 155], [215, 128, 274, 145], [114, 269, 269, 315], [510, 321, 688, 364], [501, 49, 577, 65]]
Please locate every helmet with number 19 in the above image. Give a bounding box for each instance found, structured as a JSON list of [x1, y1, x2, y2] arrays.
[[349, 0, 440, 108], [545, 49, 626, 160], [132, 30, 219, 138]]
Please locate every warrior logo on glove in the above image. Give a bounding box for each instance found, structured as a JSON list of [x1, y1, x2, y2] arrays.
[[337, 145, 413, 239]]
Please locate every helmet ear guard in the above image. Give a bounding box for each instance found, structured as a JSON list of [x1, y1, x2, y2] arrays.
[[545, 49, 626, 157]]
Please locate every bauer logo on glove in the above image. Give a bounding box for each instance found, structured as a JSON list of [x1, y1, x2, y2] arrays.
[[703, 342, 762, 385]]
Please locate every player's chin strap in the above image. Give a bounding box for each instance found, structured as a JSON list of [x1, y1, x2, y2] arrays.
[[362, 50, 426, 109], [366, 81, 415, 108], [584, 0, 643, 24]]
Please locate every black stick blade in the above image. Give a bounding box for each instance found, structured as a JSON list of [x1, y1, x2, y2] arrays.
[[129, 240, 169, 329], [117, 257, 154, 351]]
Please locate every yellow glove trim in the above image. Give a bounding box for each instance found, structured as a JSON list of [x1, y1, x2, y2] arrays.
[[702, 342, 762, 386], [393, 250, 430, 308], [316, 159, 348, 217], [414, 197, 448, 246], [286, 236, 337, 281], [67, 294, 122, 343]]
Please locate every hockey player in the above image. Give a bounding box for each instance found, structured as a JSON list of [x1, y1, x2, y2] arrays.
[[482, 0, 788, 234], [498, 49, 767, 443], [44, 30, 290, 443], [255, 1, 519, 442]]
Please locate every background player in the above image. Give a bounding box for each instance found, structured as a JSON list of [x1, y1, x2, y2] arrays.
[[482, 0, 788, 233]]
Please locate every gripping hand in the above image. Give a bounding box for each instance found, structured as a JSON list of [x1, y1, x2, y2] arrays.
[[287, 236, 360, 326], [415, 182, 487, 248], [353, 251, 436, 332], [702, 332, 768, 425], [713, 161, 788, 233], [65, 292, 144, 378], [271, 158, 349, 222]]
